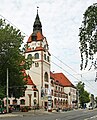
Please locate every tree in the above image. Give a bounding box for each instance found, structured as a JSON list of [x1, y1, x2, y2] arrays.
[[79, 3, 97, 70], [95, 96, 97, 106], [0, 85, 5, 99], [76, 81, 90, 108], [0, 19, 25, 98]]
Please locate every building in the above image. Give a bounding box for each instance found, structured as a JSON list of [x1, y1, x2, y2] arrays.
[[4, 9, 76, 110]]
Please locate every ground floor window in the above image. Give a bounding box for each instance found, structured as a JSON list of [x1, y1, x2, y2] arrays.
[[20, 99, 25, 105]]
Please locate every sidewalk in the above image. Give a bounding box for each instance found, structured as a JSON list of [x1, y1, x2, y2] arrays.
[[0, 113, 19, 118], [0, 108, 81, 118], [0, 109, 55, 118]]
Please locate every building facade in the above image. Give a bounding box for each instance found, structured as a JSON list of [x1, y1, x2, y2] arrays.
[[4, 10, 77, 110]]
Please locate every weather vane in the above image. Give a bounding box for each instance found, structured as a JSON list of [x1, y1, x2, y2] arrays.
[[37, 6, 39, 14]]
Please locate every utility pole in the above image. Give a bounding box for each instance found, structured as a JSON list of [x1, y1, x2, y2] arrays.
[[6, 68, 9, 113], [95, 72, 97, 82], [77, 89, 79, 109]]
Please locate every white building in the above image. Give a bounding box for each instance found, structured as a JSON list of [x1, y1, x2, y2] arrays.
[[4, 10, 76, 110]]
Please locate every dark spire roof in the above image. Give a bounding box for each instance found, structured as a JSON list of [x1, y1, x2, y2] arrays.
[[33, 7, 42, 34]]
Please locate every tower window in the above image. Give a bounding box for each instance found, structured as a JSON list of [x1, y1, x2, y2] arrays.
[[27, 54, 32, 59], [32, 33, 37, 41], [35, 62, 39, 67], [34, 92, 36, 97], [34, 53, 39, 59], [44, 54, 46, 60], [47, 56, 49, 62], [44, 72, 48, 82]]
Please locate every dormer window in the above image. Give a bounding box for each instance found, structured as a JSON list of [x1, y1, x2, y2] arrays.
[[32, 33, 37, 41]]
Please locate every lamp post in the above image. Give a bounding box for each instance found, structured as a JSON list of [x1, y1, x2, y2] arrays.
[[6, 68, 9, 113]]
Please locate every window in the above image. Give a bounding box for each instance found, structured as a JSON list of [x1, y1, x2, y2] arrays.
[[27, 54, 32, 59], [44, 84, 48, 95], [51, 80, 54, 86], [34, 92, 36, 97], [13, 99, 17, 105], [44, 45, 46, 49], [45, 84, 48, 88], [32, 34, 37, 41], [44, 72, 48, 82], [44, 54, 46, 60], [63, 99, 65, 105], [20, 99, 25, 105], [54, 98, 57, 105], [47, 56, 49, 62], [26, 54, 33, 69], [35, 62, 39, 67], [34, 53, 39, 59], [51, 90, 53, 95], [61, 88, 63, 92], [56, 86, 57, 90]]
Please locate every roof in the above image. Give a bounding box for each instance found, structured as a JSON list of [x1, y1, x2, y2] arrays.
[[26, 75, 35, 85], [22, 70, 35, 86], [25, 46, 45, 53], [27, 31, 44, 43], [50, 72, 75, 88], [25, 48, 32, 53]]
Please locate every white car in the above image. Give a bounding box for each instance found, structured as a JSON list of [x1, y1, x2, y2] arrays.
[[88, 106, 93, 110]]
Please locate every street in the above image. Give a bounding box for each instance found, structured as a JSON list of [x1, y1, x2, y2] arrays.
[[0, 109, 97, 120]]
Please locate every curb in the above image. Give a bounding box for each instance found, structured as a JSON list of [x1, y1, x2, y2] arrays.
[[0, 114, 20, 118]]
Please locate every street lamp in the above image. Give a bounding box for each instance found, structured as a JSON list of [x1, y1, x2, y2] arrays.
[[6, 68, 9, 113]]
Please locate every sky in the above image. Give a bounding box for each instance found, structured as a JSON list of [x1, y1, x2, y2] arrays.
[[0, 0, 97, 96]]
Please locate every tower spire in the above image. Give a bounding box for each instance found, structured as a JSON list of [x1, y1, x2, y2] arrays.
[[33, 6, 42, 34]]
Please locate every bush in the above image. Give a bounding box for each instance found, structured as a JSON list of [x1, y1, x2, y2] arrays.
[[20, 106, 29, 112]]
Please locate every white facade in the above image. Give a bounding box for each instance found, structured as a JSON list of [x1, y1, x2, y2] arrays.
[[64, 87, 76, 108], [25, 37, 51, 107], [3, 11, 77, 110]]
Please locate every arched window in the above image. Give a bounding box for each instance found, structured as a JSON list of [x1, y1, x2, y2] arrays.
[[27, 54, 32, 59], [20, 99, 25, 105], [44, 72, 48, 82], [13, 99, 17, 105], [34, 53, 39, 59], [35, 62, 39, 67]]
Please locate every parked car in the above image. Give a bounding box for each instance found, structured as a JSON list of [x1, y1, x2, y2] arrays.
[[88, 106, 93, 110], [0, 107, 7, 114]]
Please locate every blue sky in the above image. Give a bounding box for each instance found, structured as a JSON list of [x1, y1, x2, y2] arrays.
[[0, 0, 97, 96]]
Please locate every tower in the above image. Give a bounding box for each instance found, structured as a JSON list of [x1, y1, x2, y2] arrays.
[[25, 9, 51, 107]]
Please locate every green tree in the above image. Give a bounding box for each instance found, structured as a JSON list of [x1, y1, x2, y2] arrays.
[[0, 19, 25, 98], [76, 81, 90, 108], [95, 97, 97, 107], [0, 85, 5, 99], [79, 3, 97, 70]]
